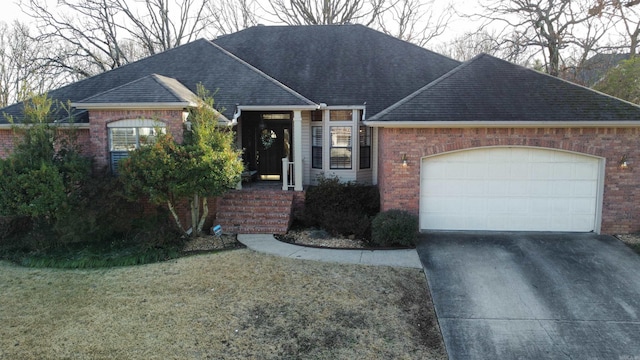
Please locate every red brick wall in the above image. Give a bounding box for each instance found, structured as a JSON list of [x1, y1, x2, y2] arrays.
[[378, 127, 640, 234], [0, 129, 17, 159], [89, 109, 185, 171], [0, 128, 91, 159]]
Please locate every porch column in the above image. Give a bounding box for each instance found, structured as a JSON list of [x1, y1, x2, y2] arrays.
[[293, 110, 303, 191]]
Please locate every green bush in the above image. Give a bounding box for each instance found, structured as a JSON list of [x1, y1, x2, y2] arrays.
[[371, 210, 418, 247], [52, 173, 176, 246], [303, 177, 379, 239]]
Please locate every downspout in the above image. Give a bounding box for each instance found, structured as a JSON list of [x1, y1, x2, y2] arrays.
[[231, 104, 240, 126], [362, 102, 366, 121]]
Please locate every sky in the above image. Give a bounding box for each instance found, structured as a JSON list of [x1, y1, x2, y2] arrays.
[[0, 0, 477, 45], [1, 1, 24, 24]]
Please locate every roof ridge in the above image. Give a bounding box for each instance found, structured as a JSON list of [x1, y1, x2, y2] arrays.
[[149, 74, 197, 103], [47, 40, 213, 103], [368, 54, 481, 121], [76, 74, 164, 102], [224, 24, 461, 66], [205, 39, 317, 106]]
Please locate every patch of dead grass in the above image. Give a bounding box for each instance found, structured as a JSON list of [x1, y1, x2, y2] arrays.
[[0, 250, 446, 359]]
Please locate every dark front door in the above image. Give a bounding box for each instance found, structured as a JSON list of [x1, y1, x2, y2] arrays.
[[242, 112, 292, 181]]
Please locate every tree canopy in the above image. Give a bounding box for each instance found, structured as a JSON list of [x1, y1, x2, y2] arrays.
[[593, 56, 640, 103], [0, 94, 91, 224], [119, 85, 243, 237]]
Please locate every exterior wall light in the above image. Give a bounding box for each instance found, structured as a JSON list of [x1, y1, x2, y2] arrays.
[[401, 153, 408, 167], [619, 155, 629, 170]]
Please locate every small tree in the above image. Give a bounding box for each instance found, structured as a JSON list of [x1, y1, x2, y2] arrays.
[[119, 85, 243, 237], [0, 93, 91, 226]]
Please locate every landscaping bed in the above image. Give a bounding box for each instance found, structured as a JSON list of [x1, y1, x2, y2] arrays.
[[616, 233, 640, 254]]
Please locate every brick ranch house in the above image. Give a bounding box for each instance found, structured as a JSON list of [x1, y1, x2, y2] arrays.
[[2, 24, 640, 235]]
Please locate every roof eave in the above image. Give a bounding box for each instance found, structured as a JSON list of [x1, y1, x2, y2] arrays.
[[237, 105, 320, 111], [363, 120, 640, 128], [0, 123, 91, 129], [71, 102, 196, 110]]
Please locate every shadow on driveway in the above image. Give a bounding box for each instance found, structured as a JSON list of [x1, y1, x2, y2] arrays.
[[418, 231, 640, 360]]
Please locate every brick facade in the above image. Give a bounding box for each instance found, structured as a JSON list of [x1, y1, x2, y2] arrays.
[[0, 128, 91, 159], [0, 129, 17, 159], [378, 127, 640, 234], [88, 109, 185, 171]]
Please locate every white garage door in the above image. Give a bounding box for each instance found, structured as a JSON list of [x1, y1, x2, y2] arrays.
[[420, 147, 601, 232]]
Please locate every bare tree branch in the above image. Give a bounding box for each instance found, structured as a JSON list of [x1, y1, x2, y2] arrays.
[[263, 0, 385, 25], [473, 0, 599, 76], [208, 0, 259, 35], [374, 0, 452, 47], [18, 0, 214, 79]]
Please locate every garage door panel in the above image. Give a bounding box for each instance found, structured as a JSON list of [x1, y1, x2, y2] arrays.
[[571, 198, 596, 214], [573, 181, 598, 196], [420, 148, 600, 232], [575, 163, 598, 178]]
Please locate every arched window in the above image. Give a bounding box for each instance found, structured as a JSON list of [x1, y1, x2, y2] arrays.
[[108, 119, 166, 174]]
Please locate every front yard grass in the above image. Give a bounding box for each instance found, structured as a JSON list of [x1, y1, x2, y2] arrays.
[[0, 249, 446, 359]]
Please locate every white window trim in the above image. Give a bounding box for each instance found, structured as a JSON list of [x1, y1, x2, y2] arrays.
[[323, 109, 361, 171], [107, 119, 166, 128]]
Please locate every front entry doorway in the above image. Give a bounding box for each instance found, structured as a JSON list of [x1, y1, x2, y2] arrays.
[[241, 112, 292, 181]]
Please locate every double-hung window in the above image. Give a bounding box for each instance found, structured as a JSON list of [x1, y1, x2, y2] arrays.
[[108, 120, 165, 174], [330, 126, 352, 169], [312, 126, 323, 169], [359, 126, 371, 169], [329, 110, 353, 169]]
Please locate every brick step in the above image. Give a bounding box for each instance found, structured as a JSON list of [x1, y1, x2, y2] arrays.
[[218, 217, 291, 226], [219, 200, 293, 208], [220, 190, 293, 200], [218, 208, 289, 220], [215, 189, 294, 234], [217, 202, 292, 211]]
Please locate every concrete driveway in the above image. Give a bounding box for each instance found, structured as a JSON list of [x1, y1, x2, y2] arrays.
[[417, 231, 640, 360]]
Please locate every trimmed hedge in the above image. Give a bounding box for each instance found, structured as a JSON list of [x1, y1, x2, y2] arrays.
[[371, 210, 418, 247], [303, 177, 379, 239]]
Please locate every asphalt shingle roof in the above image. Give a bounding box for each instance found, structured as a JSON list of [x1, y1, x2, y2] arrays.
[[1, 39, 314, 124], [3, 26, 640, 126], [76, 74, 200, 105], [369, 53, 640, 123], [213, 24, 461, 117]]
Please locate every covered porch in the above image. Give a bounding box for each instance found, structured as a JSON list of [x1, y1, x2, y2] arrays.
[[235, 108, 307, 191]]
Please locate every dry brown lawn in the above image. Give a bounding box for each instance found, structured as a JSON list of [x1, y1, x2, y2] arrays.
[[0, 249, 446, 359]]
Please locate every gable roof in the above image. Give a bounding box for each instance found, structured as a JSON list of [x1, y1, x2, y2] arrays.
[[1, 39, 315, 124], [367, 53, 640, 125], [74, 74, 200, 107], [213, 24, 461, 117]]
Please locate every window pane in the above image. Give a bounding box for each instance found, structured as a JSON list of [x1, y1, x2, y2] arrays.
[[330, 148, 352, 169], [311, 110, 323, 122], [359, 126, 371, 169], [330, 126, 351, 169], [262, 113, 291, 120], [138, 127, 164, 146], [330, 110, 352, 121], [110, 128, 136, 151], [312, 126, 322, 169], [331, 126, 351, 147]]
